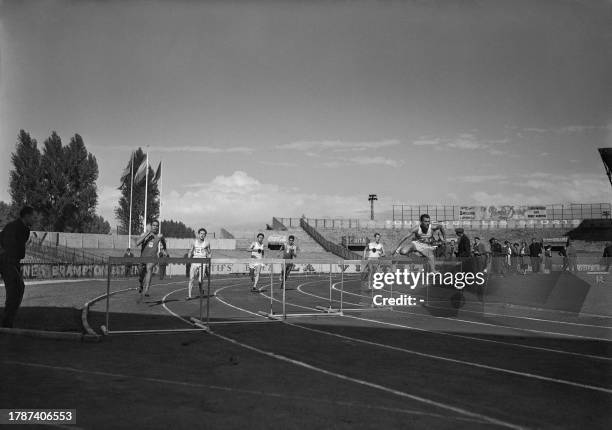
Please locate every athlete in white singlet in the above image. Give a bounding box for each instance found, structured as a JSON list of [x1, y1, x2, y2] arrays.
[[364, 233, 385, 260], [248, 233, 265, 292], [279, 235, 299, 285], [187, 228, 211, 300], [361, 233, 385, 288], [393, 214, 445, 272]]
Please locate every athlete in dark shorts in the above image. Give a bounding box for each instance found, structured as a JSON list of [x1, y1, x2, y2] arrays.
[[136, 220, 167, 298], [279, 235, 299, 286]]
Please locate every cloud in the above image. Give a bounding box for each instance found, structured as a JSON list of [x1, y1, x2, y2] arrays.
[[91, 144, 254, 154], [412, 138, 441, 146], [522, 128, 549, 133], [518, 124, 612, 134], [96, 185, 122, 225], [557, 125, 611, 133], [470, 191, 543, 206], [446, 138, 486, 150], [471, 173, 609, 205], [320, 156, 404, 168], [259, 161, 299, 167], [458, 175, 507, 183], [162, 171, 367, 227], [277, 139, 400, 152], [150, 146, 254, 154], [414, 133, 510, 155]]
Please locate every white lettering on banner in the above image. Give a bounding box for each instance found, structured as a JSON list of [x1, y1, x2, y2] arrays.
[[268, 235, 286, 244]]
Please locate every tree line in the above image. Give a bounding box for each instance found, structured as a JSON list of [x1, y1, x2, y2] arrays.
[[2, 131, 197, 238], [2, 130, 110, 233]]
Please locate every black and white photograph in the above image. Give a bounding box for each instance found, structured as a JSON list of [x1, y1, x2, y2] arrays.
[[0, 0, 611, 428]]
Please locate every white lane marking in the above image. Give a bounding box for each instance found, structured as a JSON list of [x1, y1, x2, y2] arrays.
[[322, 281, 612, 341], [375, 284, 612, 330], [1, 360, 488, 425], [218, 281, 612, 395], [254, 280, 611, 361], [287, 319, 612, 395], [209, 328, 523, 429], [320, 282, 612, 360], [162, 282, 520, 428]]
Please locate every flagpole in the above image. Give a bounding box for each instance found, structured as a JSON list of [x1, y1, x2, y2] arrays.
[[159, 162, 163, 235], [144, 147, 149, 232], [128, 151, 134, 247]]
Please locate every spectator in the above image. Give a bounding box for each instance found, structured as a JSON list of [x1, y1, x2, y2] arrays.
[[602, 242, 612, 272], [455, 228, 472, 273], [543, 245, 553, 273], [490, 238, 504, 275], [434, 237, 446, 259], [511, 243, 520, 273], [0, 206, 35, 328], [565, 240, 578, 272], [503, 241, 512, 272], [123, 247, 134, 277], [528, 238, 542, 273], [519, 241, 529, 275], [559, 246, 569, 271], [473, 237, 488, 273], [447, 239, 456, 260]]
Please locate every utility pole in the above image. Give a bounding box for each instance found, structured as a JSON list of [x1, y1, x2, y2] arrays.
[[368, 194, 378, 220]]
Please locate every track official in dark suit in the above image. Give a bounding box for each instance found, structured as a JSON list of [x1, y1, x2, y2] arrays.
[[0, 206, 35, 328], [455, 228, 473, 273]]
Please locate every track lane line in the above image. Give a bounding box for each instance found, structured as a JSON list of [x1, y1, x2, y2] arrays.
[[161, 280, 520, 429]]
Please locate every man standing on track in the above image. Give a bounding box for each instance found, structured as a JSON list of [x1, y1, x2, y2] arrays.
[[186, 228, 211, 300], [392, 214, 445, 273], [136, 220, 167, 298], [0, 206, 34, 328], [279, 235, 299, 286], [249, 233, 266, 292]]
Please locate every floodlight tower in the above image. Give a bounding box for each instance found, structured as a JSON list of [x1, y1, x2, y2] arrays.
[[368, 194, 378, 220]]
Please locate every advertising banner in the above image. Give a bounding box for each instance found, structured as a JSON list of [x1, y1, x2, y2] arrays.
[[459, 205, 549, 220]]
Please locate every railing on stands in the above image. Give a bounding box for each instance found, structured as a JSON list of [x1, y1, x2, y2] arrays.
[[300, 218, 361, 260], [278, 218, 584, 230], [392, 203, 611, 223], [277, 217, 585, 230], [278, 217, 362, 229], [27, 240, 107, 264]]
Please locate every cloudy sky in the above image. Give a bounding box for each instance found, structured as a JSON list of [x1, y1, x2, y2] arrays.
[[1, 0, 611, 230]]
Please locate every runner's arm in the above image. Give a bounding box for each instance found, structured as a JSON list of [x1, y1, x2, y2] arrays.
[[135, 232, 151, 247]]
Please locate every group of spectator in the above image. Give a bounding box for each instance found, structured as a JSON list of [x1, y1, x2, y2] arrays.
[[435, 234, 581, 275]]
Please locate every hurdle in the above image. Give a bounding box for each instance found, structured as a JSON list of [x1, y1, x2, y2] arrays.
[[247, 258, 344, 319], [103, 256, 212, 335], [100, 256, 414, 334], [335, 259, 394, 313]]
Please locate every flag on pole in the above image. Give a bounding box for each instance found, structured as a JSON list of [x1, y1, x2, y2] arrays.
[[133, 159, 148, 184], [153, 162, 162, 183], [118, 152, 135, 189]]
